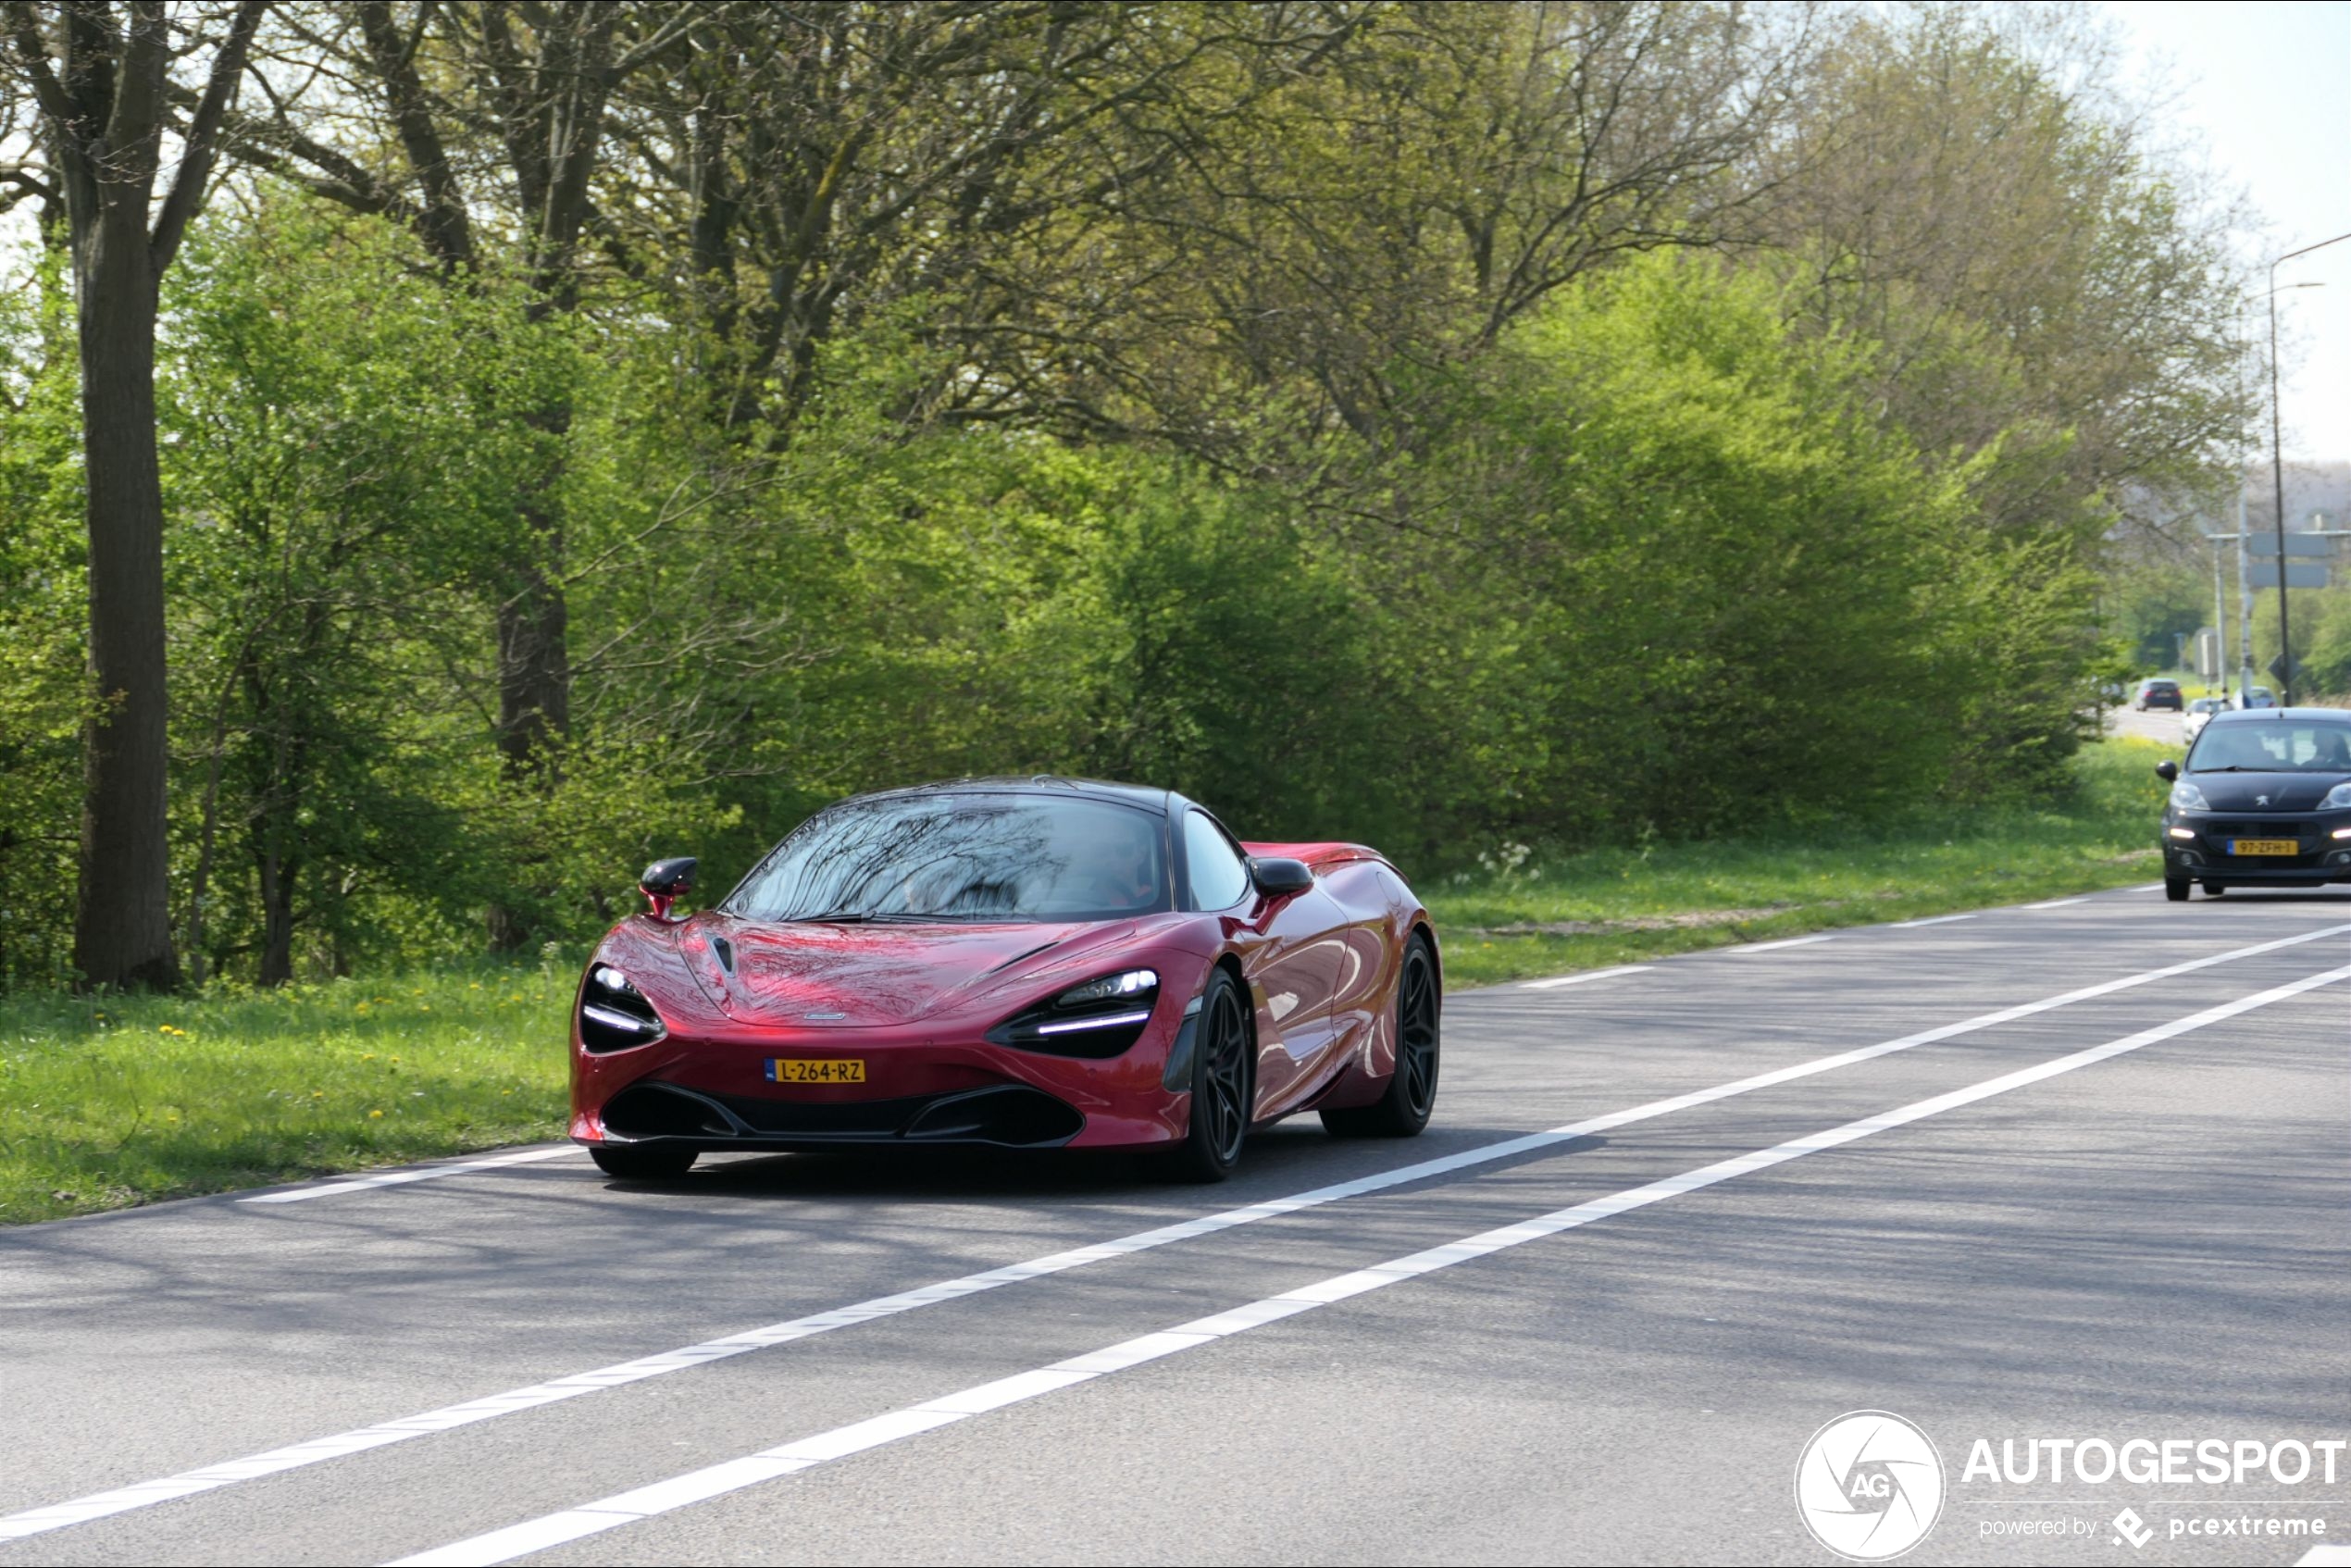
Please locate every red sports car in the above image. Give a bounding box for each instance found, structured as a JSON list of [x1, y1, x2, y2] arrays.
[[569, 778, 1441, 1181]]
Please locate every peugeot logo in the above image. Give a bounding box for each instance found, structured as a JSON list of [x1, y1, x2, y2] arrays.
[[2257, 794, 2270, 806]]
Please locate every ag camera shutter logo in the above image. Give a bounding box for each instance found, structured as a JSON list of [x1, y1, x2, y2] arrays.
[[1794, 1410, 1946, 1561]]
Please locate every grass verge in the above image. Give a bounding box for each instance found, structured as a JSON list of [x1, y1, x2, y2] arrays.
[[1423, 738, 2170, 989], [0, 964, 575, 1224], [0, 740, 2171, 1225]]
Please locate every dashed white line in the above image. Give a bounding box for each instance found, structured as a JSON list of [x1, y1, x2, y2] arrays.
[[1520, 965, 1651, 989], [2022, 897, 2092, 910], [8, 920, 2346, 1548], [1893, 914, 1977, 928], [241, 1147, 581, 1203], [1727, 934, 1835, 953], [2125, 882, 2169, 892], [392, 959, 2351, 1567]]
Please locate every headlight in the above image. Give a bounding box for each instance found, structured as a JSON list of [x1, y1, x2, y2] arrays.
[[2323, 783, 2351, 810], [2170, 780, 2210, 811], [579, 963, 665, 1052], [989, 968, 1161, 1059], [1054, 968, 1158, 1007]]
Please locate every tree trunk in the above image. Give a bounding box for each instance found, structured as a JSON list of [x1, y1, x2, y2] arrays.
[[254, 816, 295, 987], [494, 515, 571, 778], [71, 201, 178, 991]]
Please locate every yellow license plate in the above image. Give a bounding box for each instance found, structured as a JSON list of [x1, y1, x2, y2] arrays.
[[766, 1058, 865, 1084], [2231, 839, 2298, 856]]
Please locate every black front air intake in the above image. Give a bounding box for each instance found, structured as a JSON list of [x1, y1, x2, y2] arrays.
[[603, 1081, 1082, 1148]]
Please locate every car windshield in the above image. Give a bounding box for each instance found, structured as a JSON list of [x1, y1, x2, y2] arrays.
[[2187, 721, 2351, 774], [726, 793, 1169, 923]]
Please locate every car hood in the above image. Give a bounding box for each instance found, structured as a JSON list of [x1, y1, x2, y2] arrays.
[[666, 911, 1158, 1028], [2183, 771, 2351, 812]]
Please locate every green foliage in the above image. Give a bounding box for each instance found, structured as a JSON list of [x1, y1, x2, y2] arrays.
[[1428, 737, 2171, 987], [0, 1, 2256, 996], [0, 250, 88, 990]]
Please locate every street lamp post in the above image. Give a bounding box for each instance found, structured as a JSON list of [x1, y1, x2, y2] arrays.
[[2266, 231, 2351, 704]]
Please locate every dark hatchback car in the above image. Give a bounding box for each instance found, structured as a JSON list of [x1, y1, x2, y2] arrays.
[[2158, 709, 2351, 900], [2133, 678, 2183, 712]]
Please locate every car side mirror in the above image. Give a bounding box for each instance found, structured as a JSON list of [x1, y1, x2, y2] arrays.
[[2154, 761, 2178, 783], [1249, 856, 1313, 899], [640, 855, 697, 920]]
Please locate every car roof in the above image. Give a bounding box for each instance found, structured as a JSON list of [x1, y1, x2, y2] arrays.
[[840, 776, 1181, 815], [2205, 706, 2351, 725]]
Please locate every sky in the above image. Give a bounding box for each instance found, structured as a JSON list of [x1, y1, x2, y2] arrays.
[[2102, 1, 2351, 463]]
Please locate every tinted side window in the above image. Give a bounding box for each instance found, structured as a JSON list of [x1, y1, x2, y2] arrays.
[[1185, 811, 1251, 910]]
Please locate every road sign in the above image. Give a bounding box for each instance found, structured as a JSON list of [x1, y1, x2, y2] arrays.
[[2196, 628, 2221, 678], [2247, 533, 2334, 558], [2247, 561, 2329, 591], [2268, 653, 2306, 688]]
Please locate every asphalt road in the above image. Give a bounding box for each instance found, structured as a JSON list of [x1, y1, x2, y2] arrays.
[[4, 888, 2348, 1567], [2108, 703, 2197, 746]]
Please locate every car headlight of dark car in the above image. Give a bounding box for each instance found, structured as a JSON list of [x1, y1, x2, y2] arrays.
[[579, 963, 666, 1052], [2169, 780, 2210, 811], [988, 967, 1160, 1059]]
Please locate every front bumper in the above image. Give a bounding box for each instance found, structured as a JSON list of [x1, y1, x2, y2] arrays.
[[569, 1013, 1194, 1154], [2162, 813, 2351, 885]]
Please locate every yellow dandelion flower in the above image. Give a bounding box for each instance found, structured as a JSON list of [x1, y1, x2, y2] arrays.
[[368, 1109, 383, 1118]]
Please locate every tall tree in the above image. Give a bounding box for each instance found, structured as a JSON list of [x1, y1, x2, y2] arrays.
[[223, 2, 698, 793], [5, 0, 262, 989]]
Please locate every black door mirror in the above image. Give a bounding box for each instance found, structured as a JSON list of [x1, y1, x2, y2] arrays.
[[1249, 856, 1313, 899], [2154, 761, 2178, 783], [640, 855, 697, 919]]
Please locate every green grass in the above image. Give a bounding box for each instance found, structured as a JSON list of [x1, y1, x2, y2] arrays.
[[0, 964, 575, 1225], [0, 740, 2172, 1225], [1424, 739, 2171, 989]]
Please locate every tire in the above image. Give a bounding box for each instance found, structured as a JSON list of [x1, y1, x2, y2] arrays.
[[2164, 877, 2191, 902], [1321, 933, 1440, 1139], [2202, 882, 2226, 897], [1167, 967, 1253, 1183], [590, 1143, 698, 1180]]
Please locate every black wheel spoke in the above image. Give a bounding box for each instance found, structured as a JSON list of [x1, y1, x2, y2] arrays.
[[1397, 949, 1438, 1116]]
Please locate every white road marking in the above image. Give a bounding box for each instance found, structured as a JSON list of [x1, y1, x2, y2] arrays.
[[1727, 935, 1835, 953], [2297, 1547, 2351, 1565], [1894, 915, 1976, 928], [393, 961, 2351, 1567], [2021, 897, 2092, 910], [240, 1147, 581, 1203], [8, 919, 2346, 1547], [1520, 965, 1650, 989], [2125, 882, 2169, 892]]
